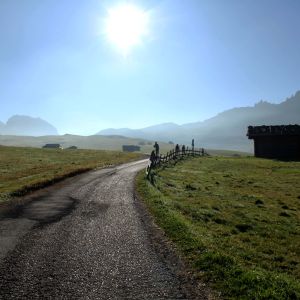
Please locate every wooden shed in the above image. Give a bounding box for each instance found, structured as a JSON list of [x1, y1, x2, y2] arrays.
[[247, 125, 300, 160], [42, 143, 63, 149], [122, 145, 140, 152]]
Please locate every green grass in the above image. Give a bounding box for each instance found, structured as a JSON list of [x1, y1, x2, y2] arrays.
[[136, 156, 300, 299], [0, 146, 142, 203], [207, 149, 252, 157]]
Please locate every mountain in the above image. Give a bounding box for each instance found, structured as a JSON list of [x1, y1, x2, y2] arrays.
[[98, 123, 181, 139], [97, 91, 300, 152], [0, 115, 58, 136], [97, 123, 184, 144]]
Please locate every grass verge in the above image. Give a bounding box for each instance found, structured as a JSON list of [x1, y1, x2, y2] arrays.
[[0, 146, 142, 204], [136, 156, 300, 299]]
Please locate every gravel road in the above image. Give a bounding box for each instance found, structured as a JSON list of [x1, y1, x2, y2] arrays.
[[0, 160, 208, 299]]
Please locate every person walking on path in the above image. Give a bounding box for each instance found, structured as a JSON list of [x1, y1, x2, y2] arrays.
[[182, 145, 186, 154], [154, 142, 159, 157], [147, 150, 156, 178], [150, 150, 156, 165]]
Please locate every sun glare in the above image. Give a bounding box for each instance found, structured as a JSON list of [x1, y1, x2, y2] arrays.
[[104, 4, 149, 56]]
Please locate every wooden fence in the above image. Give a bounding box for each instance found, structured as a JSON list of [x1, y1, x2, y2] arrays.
[[146, 147, 208, 179]]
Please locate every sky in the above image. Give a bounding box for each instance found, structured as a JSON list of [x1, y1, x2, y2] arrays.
[[0, 0, 299, 135]]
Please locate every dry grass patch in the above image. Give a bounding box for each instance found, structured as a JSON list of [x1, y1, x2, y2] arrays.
[[0, 146, 142, 203]]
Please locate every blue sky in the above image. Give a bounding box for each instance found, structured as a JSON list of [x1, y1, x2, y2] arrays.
[[0, 0, 299, 135]]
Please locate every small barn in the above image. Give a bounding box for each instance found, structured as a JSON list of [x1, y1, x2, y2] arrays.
[[42, 143, 63, 149], [247, 125, 300, 160], [122, 145, 140, 152]]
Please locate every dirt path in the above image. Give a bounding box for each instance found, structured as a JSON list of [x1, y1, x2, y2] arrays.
[[0, 160, 207, 299]]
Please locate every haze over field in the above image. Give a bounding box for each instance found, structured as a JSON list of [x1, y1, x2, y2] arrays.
[[1, 91, 299, 151], [1, 0, 300, 137], [98, 91, 300, 151]]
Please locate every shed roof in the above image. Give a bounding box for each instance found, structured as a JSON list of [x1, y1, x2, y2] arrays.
[[247, 125, 300, 139]]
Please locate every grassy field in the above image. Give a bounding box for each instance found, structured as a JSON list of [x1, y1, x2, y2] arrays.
[[0, 146, 142, 204], [136, 156, 300, 299], [207, 149, 252, 157], [0, 134, 253, 156], [0, 134, 175, 154]]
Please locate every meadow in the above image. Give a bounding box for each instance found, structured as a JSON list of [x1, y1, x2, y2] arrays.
[[0, 146, 142, 204], [0, 134, 252, 156], [0, 134, 174, 154], [136, 156, 300, 299]]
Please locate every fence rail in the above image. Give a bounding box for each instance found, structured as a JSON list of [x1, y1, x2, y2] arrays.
[[146, 147, 208, 179]]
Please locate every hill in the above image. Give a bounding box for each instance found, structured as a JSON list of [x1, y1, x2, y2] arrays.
[[97, 91, 300, 152], [98, 123, 182, 142], [0, 115, 58, 136]]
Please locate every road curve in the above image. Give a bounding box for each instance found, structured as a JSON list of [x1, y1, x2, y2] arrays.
[[0, 160, 206, 299]]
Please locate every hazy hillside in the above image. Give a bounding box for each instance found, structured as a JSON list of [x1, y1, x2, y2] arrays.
[[97, 91, 300, 152], [2, 92, 299, 152], [98, 123, 183, 142], [0, 115, 58, 136]]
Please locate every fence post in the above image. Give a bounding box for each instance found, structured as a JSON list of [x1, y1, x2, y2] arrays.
[[146, 145, 207, 181]]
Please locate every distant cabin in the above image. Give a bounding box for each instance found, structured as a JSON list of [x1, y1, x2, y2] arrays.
[[42, 143, 63, 149], [122, 145, 141, 152], [67, 146, 78, 149], [247, 125, 300, 160]]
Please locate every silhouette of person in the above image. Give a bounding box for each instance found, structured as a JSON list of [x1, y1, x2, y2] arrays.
[[150, 150, 156, 164], [182, 145, 185, 154], [175, 144, 180, 153], [154, 142, 159, 157], [192, 139, 194, 150]]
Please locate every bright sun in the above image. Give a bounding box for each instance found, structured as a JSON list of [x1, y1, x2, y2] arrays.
[[104, 4, 149, 56]]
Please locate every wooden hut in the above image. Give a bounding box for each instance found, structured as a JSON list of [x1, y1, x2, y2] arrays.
[[42, 143, 63, 149], [247, 125, 300, 160], [122, 145, 140, 152]]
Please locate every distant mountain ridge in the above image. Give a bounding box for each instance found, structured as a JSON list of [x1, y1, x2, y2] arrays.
[[0, 115, 58, 136], [97, 91, 300, 152], [98, 123, 182, 142]]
